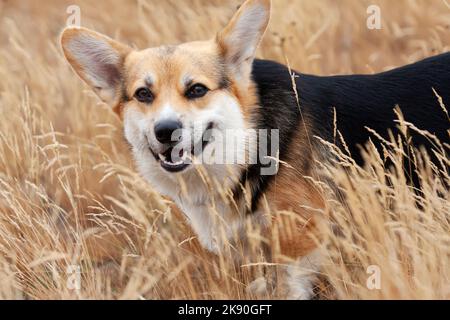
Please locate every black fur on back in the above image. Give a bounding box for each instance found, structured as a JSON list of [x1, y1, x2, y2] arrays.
[[243, 53, 450, 211]]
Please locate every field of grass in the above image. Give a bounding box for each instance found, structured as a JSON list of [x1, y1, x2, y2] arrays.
[[0, 0, 449, 299]]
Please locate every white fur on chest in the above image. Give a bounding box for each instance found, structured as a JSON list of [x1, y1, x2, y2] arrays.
[[137, 159, 243, 253]]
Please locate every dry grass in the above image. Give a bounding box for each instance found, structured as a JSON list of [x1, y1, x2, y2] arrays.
[[0, 0, 449, 300]]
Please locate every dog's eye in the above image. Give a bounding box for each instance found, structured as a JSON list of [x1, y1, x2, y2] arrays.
[[134, 87, 154, 103], [185, 84, 209, 99]]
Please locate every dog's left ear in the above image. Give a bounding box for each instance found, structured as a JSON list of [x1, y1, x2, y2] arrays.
[[217, 0, 271, 81], [60, 27, 132, 106]]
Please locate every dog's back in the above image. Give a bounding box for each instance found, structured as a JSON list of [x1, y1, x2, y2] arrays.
[[253, 53, 450, 170]]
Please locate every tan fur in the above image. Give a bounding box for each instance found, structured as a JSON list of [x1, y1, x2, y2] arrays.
[[266, 172, 323, 260], [261, 116, 324, 260], [124, 43, 224, 108], [63, 33, 261, 123]]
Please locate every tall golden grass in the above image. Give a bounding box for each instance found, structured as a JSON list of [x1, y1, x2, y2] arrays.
[[0, 0, 449, 299]]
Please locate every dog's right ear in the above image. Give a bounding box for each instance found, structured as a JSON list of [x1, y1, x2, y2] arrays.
[[60, 27, 132, 105]]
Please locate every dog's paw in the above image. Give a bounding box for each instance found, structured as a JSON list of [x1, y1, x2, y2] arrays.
[[286, 250, 322, 300], [286, 275, 315, 300], [246, 276, 269, 297]]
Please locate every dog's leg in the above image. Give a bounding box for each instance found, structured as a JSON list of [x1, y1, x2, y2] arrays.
[[286, 249, 322, 300]]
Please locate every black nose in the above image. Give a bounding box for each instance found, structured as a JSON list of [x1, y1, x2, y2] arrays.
[[154, 120, 183, 144]]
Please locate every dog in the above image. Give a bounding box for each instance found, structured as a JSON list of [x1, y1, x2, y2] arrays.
[[61, 0, 450, 299]]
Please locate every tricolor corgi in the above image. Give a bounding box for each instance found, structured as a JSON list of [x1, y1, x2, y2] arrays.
[[61, 0, 450, 299]]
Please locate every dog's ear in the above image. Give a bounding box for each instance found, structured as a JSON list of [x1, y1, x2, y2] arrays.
[[60, 27, 132, 105], [217, 0, 271, 81]]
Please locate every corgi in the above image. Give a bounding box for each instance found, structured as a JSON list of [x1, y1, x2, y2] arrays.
[[61, 0, 450, 299]]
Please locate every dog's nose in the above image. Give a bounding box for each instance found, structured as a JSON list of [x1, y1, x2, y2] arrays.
[[154, 120, 183, 144]]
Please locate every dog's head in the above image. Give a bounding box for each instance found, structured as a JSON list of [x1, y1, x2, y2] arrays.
[[61, 0, 271, 180]]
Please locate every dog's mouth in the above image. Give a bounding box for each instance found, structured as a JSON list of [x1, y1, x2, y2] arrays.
[[150, 123, 214, 173], [156, 147, 192, 173]]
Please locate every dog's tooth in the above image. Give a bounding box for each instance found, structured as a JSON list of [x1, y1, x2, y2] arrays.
[[158, 153, 166, 161]]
